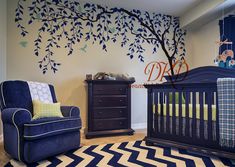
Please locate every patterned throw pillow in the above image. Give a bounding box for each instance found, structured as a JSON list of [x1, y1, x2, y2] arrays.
[[32, 100, 63, 120], [27, 81, 53, 103]]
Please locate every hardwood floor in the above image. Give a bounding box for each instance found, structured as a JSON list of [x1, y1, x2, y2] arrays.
[[0, 141, 9, 167], [0, 129, 146, 166]]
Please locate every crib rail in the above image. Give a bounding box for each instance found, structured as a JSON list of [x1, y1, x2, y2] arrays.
[[145, 82, 220, 149], [144, 66, 235, 159]]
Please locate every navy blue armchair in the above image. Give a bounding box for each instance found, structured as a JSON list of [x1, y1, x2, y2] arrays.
[[0, 80, 82, 163]]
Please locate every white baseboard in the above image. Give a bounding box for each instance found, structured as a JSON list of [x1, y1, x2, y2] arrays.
[[132, 122, 147, 130]]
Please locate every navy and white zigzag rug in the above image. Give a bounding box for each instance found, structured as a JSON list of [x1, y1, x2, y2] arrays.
[[5, 140, 235, 167]]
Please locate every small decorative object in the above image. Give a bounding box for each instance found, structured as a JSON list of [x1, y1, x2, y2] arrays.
[[214, 39, 234, 68], [93, 72, 134, 81], [214, 9, 234, 69], [86, 74, 92, 80], [93, 72, 108, 80]]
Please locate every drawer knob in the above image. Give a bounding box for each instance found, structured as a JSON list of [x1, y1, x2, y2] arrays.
[[119, 122, 123, 125], [119, 110, 123, 113], [119, 99, 123, 102], [119, 88, 123, 91], [99, 111, 103, 114]]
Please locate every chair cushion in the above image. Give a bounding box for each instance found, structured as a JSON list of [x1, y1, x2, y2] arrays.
[[24, 117, 81, 140], [32, 100, 63, 120]]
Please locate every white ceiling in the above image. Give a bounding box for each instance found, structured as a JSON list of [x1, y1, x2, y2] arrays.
[[80, 0, 203, 16]]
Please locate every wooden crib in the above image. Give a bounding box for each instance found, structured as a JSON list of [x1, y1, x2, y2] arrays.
[[144, 66, 235, 159]]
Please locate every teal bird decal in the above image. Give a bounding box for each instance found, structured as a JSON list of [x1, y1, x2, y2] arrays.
[[78, 6, 84, 12], [79, 44, 87, 53], [133, 29, 139, 34], [109, 27, 116, 34], [19, 41, 28, 48], [36, 13, 41, 21]]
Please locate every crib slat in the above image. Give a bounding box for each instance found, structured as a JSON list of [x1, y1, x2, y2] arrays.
[[199, 92, 204, 140], [160, 92, 164, 133], [192, 92, 197, 139], [179, 92, 183, 137], [207, 91, 213, 141], [172, 91, 176, 135], [185, 91, 190, 137], [166, 92, 170, 134], [154, 91, 159, 133]]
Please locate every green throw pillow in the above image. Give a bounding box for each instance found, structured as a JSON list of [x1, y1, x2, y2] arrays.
[[32, 100, 63, 120]]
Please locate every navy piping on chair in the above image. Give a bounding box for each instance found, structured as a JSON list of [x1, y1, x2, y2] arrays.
[[24, 126, 81, 139], [12, 109, 32, 161], [24, 117, 81, 126]]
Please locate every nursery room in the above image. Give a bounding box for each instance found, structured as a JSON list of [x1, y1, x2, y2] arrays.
[[1, 0, 235, 166]]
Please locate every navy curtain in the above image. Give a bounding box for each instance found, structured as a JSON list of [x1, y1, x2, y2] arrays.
[[219, 15, 235, 53]]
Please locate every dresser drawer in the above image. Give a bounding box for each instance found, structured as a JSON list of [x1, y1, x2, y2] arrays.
[[93, 108, 127, 119], [93, 84, 127, 95], [93, 119, 127, 131], [94, 96, 127, 107]]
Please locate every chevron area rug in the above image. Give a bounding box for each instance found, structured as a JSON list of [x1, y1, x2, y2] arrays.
[[5, 140, 235, 167]]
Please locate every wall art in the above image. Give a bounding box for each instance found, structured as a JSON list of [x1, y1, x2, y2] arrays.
[[16, 0, 186, 74]]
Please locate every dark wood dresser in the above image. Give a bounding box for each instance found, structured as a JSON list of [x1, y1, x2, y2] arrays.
[[85, 79, 135, 138]]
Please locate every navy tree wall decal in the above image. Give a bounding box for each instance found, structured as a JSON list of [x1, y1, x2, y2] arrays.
[[15, 0, 186, 75]]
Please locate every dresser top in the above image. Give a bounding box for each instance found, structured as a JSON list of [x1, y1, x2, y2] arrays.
[[85, 79, 135, 84]]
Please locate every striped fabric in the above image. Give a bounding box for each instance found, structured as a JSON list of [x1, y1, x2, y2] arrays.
[[217, 78, 235, 148]]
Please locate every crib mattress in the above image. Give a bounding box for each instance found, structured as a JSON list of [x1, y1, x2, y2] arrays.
[[153, 104, 216, 121]]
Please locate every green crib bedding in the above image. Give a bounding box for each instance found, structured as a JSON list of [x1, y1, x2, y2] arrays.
[[153, 104, 217, 121]]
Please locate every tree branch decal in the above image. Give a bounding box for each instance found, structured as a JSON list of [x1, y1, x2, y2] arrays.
[[16, 0, 186, 75]]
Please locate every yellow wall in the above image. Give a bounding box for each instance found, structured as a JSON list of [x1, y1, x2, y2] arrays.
[[188, 19, 220, 68], [0, 0, 7, 138], [7, 0, 191, 129]]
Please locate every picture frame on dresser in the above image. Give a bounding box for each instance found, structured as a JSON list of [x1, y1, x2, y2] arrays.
[[85, 79, 135, 139]]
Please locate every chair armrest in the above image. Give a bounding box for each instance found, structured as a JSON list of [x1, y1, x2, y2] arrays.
[[1, 108, 32, 161], [1, 108, 32, 126], [61, 106, 80, 118]]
